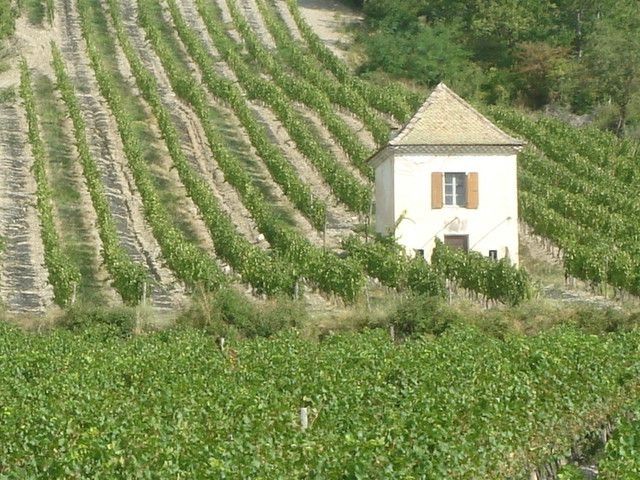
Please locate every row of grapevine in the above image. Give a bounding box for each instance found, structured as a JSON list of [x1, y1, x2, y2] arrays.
[[491, 108, 640, 218], [18, 59, 81, 306], [133, 0, 326, 231], [519, 191, 640, 291], [2, 323, 639, 477], [134, 0, 365, 300], [51, 45, 147, 305], [519, 148, 640, 219], [431, 239, 531, 305], [188, 0, 372, 214], [342, 235, 445, 297], [519, 169, 638, 247], [526, 114, 640, 184], [489, 108, 640, 294], [225, 0, 373, 179], [99, 0, 297, 295], [0, 0, 17, 40], [598, 411, 640, 479], [254, 0, 389, 147], [73, 0, 227, 293], [282, 0, 420, 122]]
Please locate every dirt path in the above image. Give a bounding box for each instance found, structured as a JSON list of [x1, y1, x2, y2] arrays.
[[238, 0, 276, 50], [57, 0, 184, 309], [268, 0, 361, 63], [0, 16, 62, 89], [0, 102, 53, 313]]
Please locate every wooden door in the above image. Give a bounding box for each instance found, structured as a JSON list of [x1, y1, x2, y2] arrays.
[[444, 235, 469, 252]]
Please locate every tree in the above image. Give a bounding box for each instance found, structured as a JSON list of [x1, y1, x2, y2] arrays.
[[583, 1, 640, 134]]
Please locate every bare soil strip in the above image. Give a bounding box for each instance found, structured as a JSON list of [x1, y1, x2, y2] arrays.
[[238, 0, 276, 49], [296, 0, 363, 62], [58, 0, 184, 309], [0, 102, 53, 313]]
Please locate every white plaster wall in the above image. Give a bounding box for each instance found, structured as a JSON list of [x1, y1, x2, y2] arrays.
[[391, 152, 519, 264], [374, 156, 395, 236]]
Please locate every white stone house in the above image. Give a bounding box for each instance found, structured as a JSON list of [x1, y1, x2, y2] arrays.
[[368, 83, 525, 264]]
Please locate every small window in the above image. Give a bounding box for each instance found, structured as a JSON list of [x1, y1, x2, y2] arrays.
[[444, 173, 466, 206], [488, 250, 498, 260]]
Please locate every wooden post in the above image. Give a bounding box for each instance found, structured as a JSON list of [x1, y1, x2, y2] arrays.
[[389, 325, 395, 342], [218, 337, 225, 352], [142, 281, 147, 306], [300, 407, 308, 430], [71, 283, 77, 305]]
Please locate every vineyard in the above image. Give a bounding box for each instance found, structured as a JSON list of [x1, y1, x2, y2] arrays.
[[1, 1, 640, 477], [0, 0, 539, 313], [0, 322, 639, 477]]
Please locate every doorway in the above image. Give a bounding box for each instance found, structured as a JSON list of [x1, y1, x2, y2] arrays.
[[444, 234, 469, 252]]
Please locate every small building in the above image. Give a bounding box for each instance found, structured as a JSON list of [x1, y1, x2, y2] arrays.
[[368, 83, 525, 264]]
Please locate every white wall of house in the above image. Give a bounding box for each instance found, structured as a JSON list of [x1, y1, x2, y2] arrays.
[[374, 155, 395, 235], [374, 151, 519, 265]]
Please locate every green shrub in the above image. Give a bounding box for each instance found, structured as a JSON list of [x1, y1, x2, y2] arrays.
[[58, 304, 136, 337], [391, 295, 460, 337], [571, 306, 638, 334], [178, 288, 306, 338]]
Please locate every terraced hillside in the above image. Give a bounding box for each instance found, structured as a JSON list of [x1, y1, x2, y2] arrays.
[[0, 0, 636, 313]]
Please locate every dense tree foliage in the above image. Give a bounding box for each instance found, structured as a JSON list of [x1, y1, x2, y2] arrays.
[[349, 0, 640, 136]]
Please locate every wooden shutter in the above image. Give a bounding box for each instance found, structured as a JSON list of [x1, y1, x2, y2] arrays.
[[431, 172, 443, 209], [467, 172, 479, 209]]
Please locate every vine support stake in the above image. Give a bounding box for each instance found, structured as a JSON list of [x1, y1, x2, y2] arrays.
[[300, 407, 308, 430], [218, 336, 225, 352], [71, 283, 77, 305], [389, 325, 395, 342]]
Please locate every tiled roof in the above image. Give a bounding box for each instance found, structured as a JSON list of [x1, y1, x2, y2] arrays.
[[390, 83, 524, 146]]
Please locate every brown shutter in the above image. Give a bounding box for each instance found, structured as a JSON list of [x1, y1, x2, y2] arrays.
[[431, 172, 443, 209], [467, 172, 479, 209]]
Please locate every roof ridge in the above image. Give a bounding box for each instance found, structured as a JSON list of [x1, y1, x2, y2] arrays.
[[389, 83, 524, 146]]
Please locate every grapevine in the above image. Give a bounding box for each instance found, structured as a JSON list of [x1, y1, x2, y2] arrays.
[[52, 45, 147, 304], [19, 59, 81, 306]]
